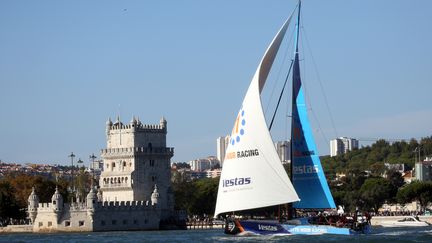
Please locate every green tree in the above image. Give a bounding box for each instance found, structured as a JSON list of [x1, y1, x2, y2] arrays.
[[5, 172, 57, 206], [386, 170, 405, 203], [173, 180, 195, 212], [189, 178, 219, 216], [0, 181, 24, 222], [75, 168, 91, 200], [397, 181, 432, 211], [173, 177, 219, 217], [359, 177, 393, 213]]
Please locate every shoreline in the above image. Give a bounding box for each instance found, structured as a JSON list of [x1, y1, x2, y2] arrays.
[[2, 216, 431, 233], [371, 215, 432, 226]]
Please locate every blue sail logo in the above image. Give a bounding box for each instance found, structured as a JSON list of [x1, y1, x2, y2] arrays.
[[230, 108, 246, 146]]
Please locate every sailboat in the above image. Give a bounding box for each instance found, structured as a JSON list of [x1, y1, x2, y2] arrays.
[[214, 1, 370, 235]]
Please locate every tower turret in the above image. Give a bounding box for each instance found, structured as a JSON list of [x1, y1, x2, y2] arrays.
[[27, 187, 39, 224], [130, 116, 137, 125], [151, 184, 160, 206], [114, 115, 122, 127], [51, 186, 63, 212], [130, 116, 137, 131], [86, 187, 97, 209], [106, 117, 112, 135], [97, 188, 103, 202], [160, 116, 167, 132]]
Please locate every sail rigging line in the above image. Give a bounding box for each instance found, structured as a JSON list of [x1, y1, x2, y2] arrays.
[[302, 26, 339, 139], [264, 27, 296, 117], [298, 27, 330, 144], [269, 60, 294, 131]]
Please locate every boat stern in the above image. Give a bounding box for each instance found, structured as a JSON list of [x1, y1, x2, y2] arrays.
[[224, 219, 291, 235]]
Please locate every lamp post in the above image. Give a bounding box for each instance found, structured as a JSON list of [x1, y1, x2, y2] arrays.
[[76, 158, 84, 201], [89, 153, 97, 187], [68, 152, 76, 195]]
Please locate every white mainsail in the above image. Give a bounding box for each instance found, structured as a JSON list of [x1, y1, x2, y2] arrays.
[[214, 11, 300, 217]]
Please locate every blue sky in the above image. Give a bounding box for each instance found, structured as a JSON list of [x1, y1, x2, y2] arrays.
[[1, 0, 431, 165]]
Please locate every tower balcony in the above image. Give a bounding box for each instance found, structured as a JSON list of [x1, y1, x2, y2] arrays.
[[101, 147, 174, 158]]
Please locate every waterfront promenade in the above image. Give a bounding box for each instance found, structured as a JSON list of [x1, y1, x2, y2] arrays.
[[187, 221, 224, 230], [371, 215, 432, 226], [2, 216, 431, 233]]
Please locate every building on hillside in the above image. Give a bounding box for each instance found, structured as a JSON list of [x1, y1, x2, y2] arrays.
[[89, 160, 103, 172], [379, 201, 422, 214], [384, 163, 407, 174], [275, 140, 290, 164], [216, 135, 230, 166], [415, 160, 432, 181], [402, 171, 414, 184], [190, 171, 207, 180], [205, 168, 222, 178], [27, 117, 185, 232], [189, 156, 219, 172], [330, 137, 359, 157]]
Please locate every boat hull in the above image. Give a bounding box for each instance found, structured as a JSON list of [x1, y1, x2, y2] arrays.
[[381, 223, 430, 227], [225, 219, 370, 236]]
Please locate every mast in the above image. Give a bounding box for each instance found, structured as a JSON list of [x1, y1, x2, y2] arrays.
[[290, 0, 301, 184], [288, 0, 301, 220]]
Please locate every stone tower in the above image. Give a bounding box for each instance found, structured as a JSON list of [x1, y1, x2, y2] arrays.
[[27, 187, 39, 224], [99, 116, 174, 216]]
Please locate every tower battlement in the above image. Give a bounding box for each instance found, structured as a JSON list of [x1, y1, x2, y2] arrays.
[[107, 123, 166, 132], [105, 116, 168, 149], [106, 116, 167, 133], [101, 147, 174, 156]]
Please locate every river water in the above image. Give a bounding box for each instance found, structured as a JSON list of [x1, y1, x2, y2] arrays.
[[0, 227, 431, 242]]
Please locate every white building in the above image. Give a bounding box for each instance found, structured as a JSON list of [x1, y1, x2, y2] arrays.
[[275, 140, 290, 163], [330, 137, 359, 157], [216, 135, 230, 166], [415, 160, 432, 181], [206, 168, 222, 178], [189, 156, 219, 172]]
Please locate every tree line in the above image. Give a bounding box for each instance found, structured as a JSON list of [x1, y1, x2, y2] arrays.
[[171, 137, 432, 217], [0, 168, 91, 224]]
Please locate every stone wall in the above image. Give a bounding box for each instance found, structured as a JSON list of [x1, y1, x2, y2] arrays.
[[30, 201, 162, 232]]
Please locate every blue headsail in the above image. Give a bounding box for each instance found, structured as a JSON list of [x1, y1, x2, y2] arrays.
[[290, 8, 335, 209], [291, 52, 335, 209]]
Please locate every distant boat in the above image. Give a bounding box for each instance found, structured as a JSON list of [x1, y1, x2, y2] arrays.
[[380, 216, 431, 227], [214, 1, 370, 235]]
